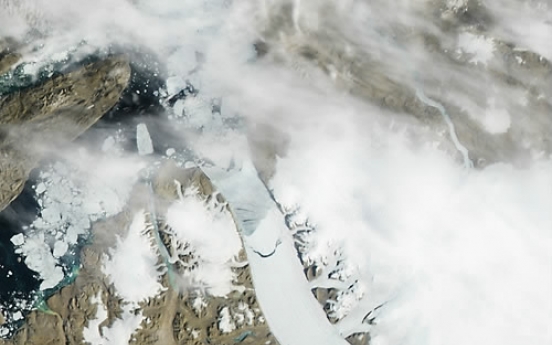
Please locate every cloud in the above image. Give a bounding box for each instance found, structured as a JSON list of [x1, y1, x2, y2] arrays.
[[2, 1, 551, 345], [271, 118, 552, 345]]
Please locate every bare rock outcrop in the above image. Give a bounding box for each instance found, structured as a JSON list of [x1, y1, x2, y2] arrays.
[[1, 163, 278, 345], [0, 56, 131, 212], [255, 1, 552, 168], [0, 39, 20, 76]]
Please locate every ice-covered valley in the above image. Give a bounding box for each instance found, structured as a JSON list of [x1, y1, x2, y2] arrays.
[[0, 1, 551, 345]]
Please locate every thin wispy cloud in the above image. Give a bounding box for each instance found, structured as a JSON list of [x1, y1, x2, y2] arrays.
[[1, 1, 550, 344]]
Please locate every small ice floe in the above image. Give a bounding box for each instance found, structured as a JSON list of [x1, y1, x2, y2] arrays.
[[11, 312, 22, 321], [101, 136, 116, 152], [34, 182, 47, 194], [136, 123, 154, 155], [19, 233, 64, 290], [52, 241, 69, 258], [10, 234, 25, 246], [166, 148, 176, 157]]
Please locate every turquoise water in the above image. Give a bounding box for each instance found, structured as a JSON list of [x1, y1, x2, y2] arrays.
[[0, 51, 88, 337], [0, 51, 170, 338], [0, 181, 42, 337]]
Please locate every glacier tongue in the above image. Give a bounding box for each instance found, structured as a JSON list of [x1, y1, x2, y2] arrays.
[[204, 159, 349, 345], [136, 123, 154, 156], [203, 160, 273, 237]]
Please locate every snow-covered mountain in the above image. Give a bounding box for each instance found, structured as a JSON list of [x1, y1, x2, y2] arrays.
[[0, 1, 551, 345]]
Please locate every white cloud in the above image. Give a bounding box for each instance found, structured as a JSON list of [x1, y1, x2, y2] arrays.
[[482, 98, 511, 134], [2, 1, 551, 344], [271, 120, 552, 345], [166, 188, 243, 297], [102, 211, 164, 304], [457, 32, 495, 66]]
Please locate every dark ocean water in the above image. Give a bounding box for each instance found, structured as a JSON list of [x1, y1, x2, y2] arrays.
[[0, 170, 85, 337], [0, 52, 172, 337], [0, 179, 41, 314]]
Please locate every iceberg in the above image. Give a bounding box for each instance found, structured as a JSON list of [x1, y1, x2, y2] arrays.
[[204, 160, 349, 345]]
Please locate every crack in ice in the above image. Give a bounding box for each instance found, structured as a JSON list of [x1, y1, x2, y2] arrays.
[[250, 238, 282, 258]]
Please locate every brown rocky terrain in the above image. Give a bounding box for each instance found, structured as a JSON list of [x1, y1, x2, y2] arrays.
[[0, 162, 279, 345], [0, 39, 20, 75], [0, 158, 365, 345], [255, 1, 552, 168], [0, 56, 131, 213], [0, 53, 19, 77], [0, 2, 550, 344]]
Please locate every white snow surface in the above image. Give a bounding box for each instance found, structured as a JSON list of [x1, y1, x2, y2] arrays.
[[82, 293, 108, 345], [102, 211, 164, 304], [83, 291, 144, 345], [17, 233, 64, 290], [457, 32, 495, 65], [270, 124, 552, 345], [136, 123, 154, 156], [9, 234, 25, 246], [11, 149, 144, 292], [165, 188, 243, 297], [205, 160, 350, 345], [2, 1, 551, 345], [100, 304, 143, 345], [218, 307, 236, 333]]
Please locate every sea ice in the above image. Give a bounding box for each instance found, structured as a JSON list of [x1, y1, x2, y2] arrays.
[[11, 312, 22, 321], [19, 233, 64, 290], [136, 123, 154, 155], [13, 151, 143, 295], [52, 241, 69, 258], [34, 183, 47, 194], [9, 234, 24, 246], [166, 148, 176, 157]]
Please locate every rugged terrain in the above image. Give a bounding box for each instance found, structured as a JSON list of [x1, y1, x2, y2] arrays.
[[0, 164, 278, 345], [0, 51, 131, 212], [0, 1, 550, 345]]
